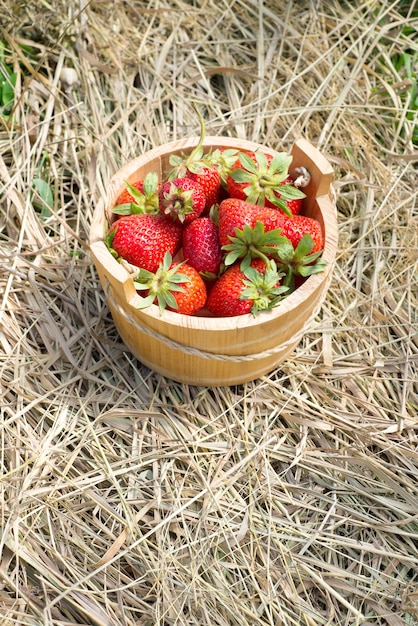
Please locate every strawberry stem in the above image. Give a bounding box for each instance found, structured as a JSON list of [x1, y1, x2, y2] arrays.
[[190, 102, 206, 161], [167, 105, 208, 177]]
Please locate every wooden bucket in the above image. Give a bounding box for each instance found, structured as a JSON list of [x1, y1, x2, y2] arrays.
[[90, 137, 337, 386]]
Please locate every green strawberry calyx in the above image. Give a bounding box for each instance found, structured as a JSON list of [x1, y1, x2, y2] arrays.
[[112, 171, 160, 215], [134, 252, 191, 314], [209, 148, 240, 185], [276, 234, 327, 289], [161, 182, 198, 222], [229, 151, 306, 217], [222, 221, 290, 268], [105, 223, 120, 260], [240, 260, 289, 316]]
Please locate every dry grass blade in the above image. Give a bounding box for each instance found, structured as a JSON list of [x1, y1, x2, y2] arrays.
[[0, 0, 417, 625]]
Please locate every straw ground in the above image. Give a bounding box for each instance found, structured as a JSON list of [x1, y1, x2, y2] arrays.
[[1, 1, 417, 624]]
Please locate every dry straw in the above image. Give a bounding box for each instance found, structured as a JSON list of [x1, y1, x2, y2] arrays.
[[0, 1, 417, 625]]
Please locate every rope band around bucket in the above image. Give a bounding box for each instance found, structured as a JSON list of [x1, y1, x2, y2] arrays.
[[103, 274, 332, 363]]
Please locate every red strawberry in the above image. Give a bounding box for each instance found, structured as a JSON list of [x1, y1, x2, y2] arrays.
[[166, 262, 207, 315], [206, 258, 288, 317], [271, 218, 326, 286], [186, 166, 221, 211], [280, 215, 324, 254], [218, 198, 286, 247], [106, 214, 183, 273], [116, 181, 144, 205], [226, 150, 257, 200], [159, 177, 205, 224], [219, 199, 326, 280], [113, 171, 160, 215], [226, 151, 305, 217], [134, 252, 207, 316], [182, 217, 222, 277]]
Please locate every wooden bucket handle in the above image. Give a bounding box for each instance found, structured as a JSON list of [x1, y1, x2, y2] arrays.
[[90, 236, 139, 303], [290, 138, 334, 199]]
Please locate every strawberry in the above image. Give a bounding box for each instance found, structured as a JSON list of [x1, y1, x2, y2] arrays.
[[106, 214, 183, 273], [159, 177, 206, 224], [225, 150, 257, 200], [168, 106, 221, 211], [112, 171, 160, 215], [268, 213, 326, 289], [280, 215, 324, 254], [115, 181, 144, 206], [186, 167, 221, 212], [218, 198, 286, 247], [206, 258, 288, 317], [219, 199, 326, 282], [134, 252, 207, 316], [274, 233, 327, 289], [182, 216, 222, 277], [226, 151, 305, 217]]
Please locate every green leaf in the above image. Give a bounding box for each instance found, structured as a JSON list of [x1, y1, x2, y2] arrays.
[[142, 171, 159, 195], [238, 152, 258, 173], [275, 242, 296, 263], [118, 175, 160, 214], [221, 149, 240, 159], [136, 294, 156, 309], [158, 291, 178, 312], [239, 260, 289, 315], [105, 224, 116, 249], [134, 251, 191, 315], [244, 188, 262, 205], [297, 257, 327, 277], [123, 180, 144, 203], [264, 194, 292, 217], [1, 72, 17, 107], [229, 169, 255, 183], [169, 154, 183, 167], [189, 145, 204, 162], [135, 267, 156, 284], [111, 202, 135, 215], [224, 249, 242, 266], [294, 234, 314, 259], [268, 152, 293, 175], [222, 222, 288, 266], [239, 255, 251, 272], [187, 161, 204, 174], [168, 272, 191, 284], [276, 184, 306, 200], [241, 265, 261, 283], [274, 231, 326, 278], [254, 150, 269, 170], [32, 178, 53, 218]]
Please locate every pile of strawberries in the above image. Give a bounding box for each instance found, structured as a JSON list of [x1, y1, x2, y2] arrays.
[[106, 118, 326, 318]]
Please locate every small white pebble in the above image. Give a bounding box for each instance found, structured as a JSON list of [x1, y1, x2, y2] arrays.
[[60, 68, 79, 90]]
